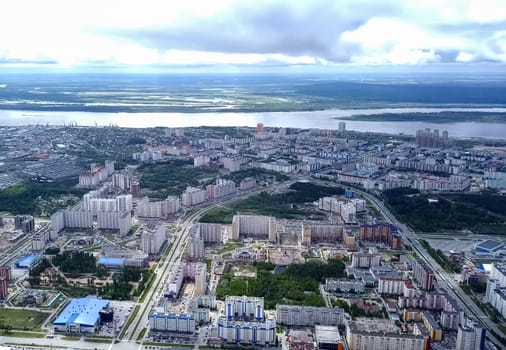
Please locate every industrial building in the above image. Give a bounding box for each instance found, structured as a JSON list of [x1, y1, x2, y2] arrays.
[[15, 255, 40, 269], [98, 257, 125, 269], [474, 239, 504, 255], [53, 297, 110, 334], [315, 325, 344, 350], [231, 215, 276, 242]]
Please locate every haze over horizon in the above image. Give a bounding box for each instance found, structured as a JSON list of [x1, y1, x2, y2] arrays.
[[1, 0, 506, 73]]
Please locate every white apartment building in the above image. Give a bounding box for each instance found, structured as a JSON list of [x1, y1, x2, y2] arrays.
[[484, 171, 506, 189], [225, 296, 264, 321], [135, 196, 180, 218], [193, 154, 210, 167], [412, 175, 470, 192], [148, 313, 196, 334], [340, 202, 357, 224], [377, 278, 416, 297], [231, 215, 276, 242], [50, 211, 65, 238], [239, 177, 256, 191], [276, 305, 344, 326], [116, 194, 133, 212], [351, 253, 380, 268], [185, 262, 207, 297], [97, 211, 132, 236], [189, 232, 205, 259], [456, 322, 486, 350], [67, 210, 93, 228], [486, 263, 506, 318], [193, 223, 222, 243], [206, 179, 236, 200], [257, 161, 297, 174], [165, 262, 207, 298], [181, 187, 208, 206], [32, 229, 49, 251], [324, 279, 365, 293], [223, 157, 241, 172], [318, 197, 341, 213], [112, 172, 131, 190], [302, 224, 345, 243], [141, 226, 167, 255], [166, 263, 185, 298], [217, 317, 276, 346]]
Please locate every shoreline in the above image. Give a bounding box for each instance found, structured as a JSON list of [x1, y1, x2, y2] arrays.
[[2, 108, 506, 140]]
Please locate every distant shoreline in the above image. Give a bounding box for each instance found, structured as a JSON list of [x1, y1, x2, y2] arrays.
[[336, 111, 506, 124], [2, 108, 506, 140]]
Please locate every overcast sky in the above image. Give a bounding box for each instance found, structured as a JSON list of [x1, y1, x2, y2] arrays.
[[1, 0, 506, 72]]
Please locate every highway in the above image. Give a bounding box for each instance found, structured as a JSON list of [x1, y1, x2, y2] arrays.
[[341, 184, 504, 348]]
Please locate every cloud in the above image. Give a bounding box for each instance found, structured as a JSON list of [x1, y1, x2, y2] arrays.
[[1, 0, 506, 68]]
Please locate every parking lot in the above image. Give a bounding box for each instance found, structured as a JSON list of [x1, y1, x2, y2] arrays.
[[95, 300, 136, 337]]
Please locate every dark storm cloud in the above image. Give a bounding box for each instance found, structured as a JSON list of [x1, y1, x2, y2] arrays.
[[100, 0, 400, 62]]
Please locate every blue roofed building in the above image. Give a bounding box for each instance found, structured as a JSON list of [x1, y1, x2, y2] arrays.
[[54, 297, 110, 333], [475, 240, 504, 255], [98, 257, 125, 269], [15, 255, 40, 269]]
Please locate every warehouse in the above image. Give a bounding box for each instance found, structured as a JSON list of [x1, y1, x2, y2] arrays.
[[14, 255, 40, 269], [54, 297, 110, 333], [475, 239, 504, 255]]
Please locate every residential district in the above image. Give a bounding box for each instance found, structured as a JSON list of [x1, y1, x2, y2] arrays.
[[0, 122, 505, 350]]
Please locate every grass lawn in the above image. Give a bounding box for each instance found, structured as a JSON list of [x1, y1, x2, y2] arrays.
[[216, 242, 243, 254], [4, 330, 46, 338], [84, 338, 113, 343], [0, 309, 49, 331], [137, 327, 147, 341], [61, 336, 80, 341]]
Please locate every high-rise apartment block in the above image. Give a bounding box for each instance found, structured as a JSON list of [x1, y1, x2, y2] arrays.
[[231, 215, 276, 242]]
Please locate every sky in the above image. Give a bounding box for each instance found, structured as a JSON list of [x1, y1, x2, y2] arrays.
[[1, 0, 506, 72]]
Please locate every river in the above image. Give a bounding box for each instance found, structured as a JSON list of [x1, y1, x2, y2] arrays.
[[1, 108, 506, 139]]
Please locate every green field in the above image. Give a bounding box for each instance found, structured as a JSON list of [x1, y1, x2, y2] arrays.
[[0, 309, 49, 331]]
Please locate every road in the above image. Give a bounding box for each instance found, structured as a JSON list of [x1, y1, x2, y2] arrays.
[[109, 183, 290, 349], [342, 184, 504, 348]]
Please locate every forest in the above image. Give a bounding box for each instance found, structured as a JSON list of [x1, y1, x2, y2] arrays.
[[382, 188, 506, 233], [139, 159, 219, 198], [0, 180, 85, 215], [201, 182, 343, 223], [217, 260, 346, 309]]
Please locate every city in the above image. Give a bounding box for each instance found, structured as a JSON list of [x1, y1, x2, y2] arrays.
[[0, 122, 505, 350]]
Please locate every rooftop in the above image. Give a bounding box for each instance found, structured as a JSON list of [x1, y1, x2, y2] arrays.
[[54, 297, 109, 327], [315, 325, 342, 344], [476, 239, 504, 251]]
